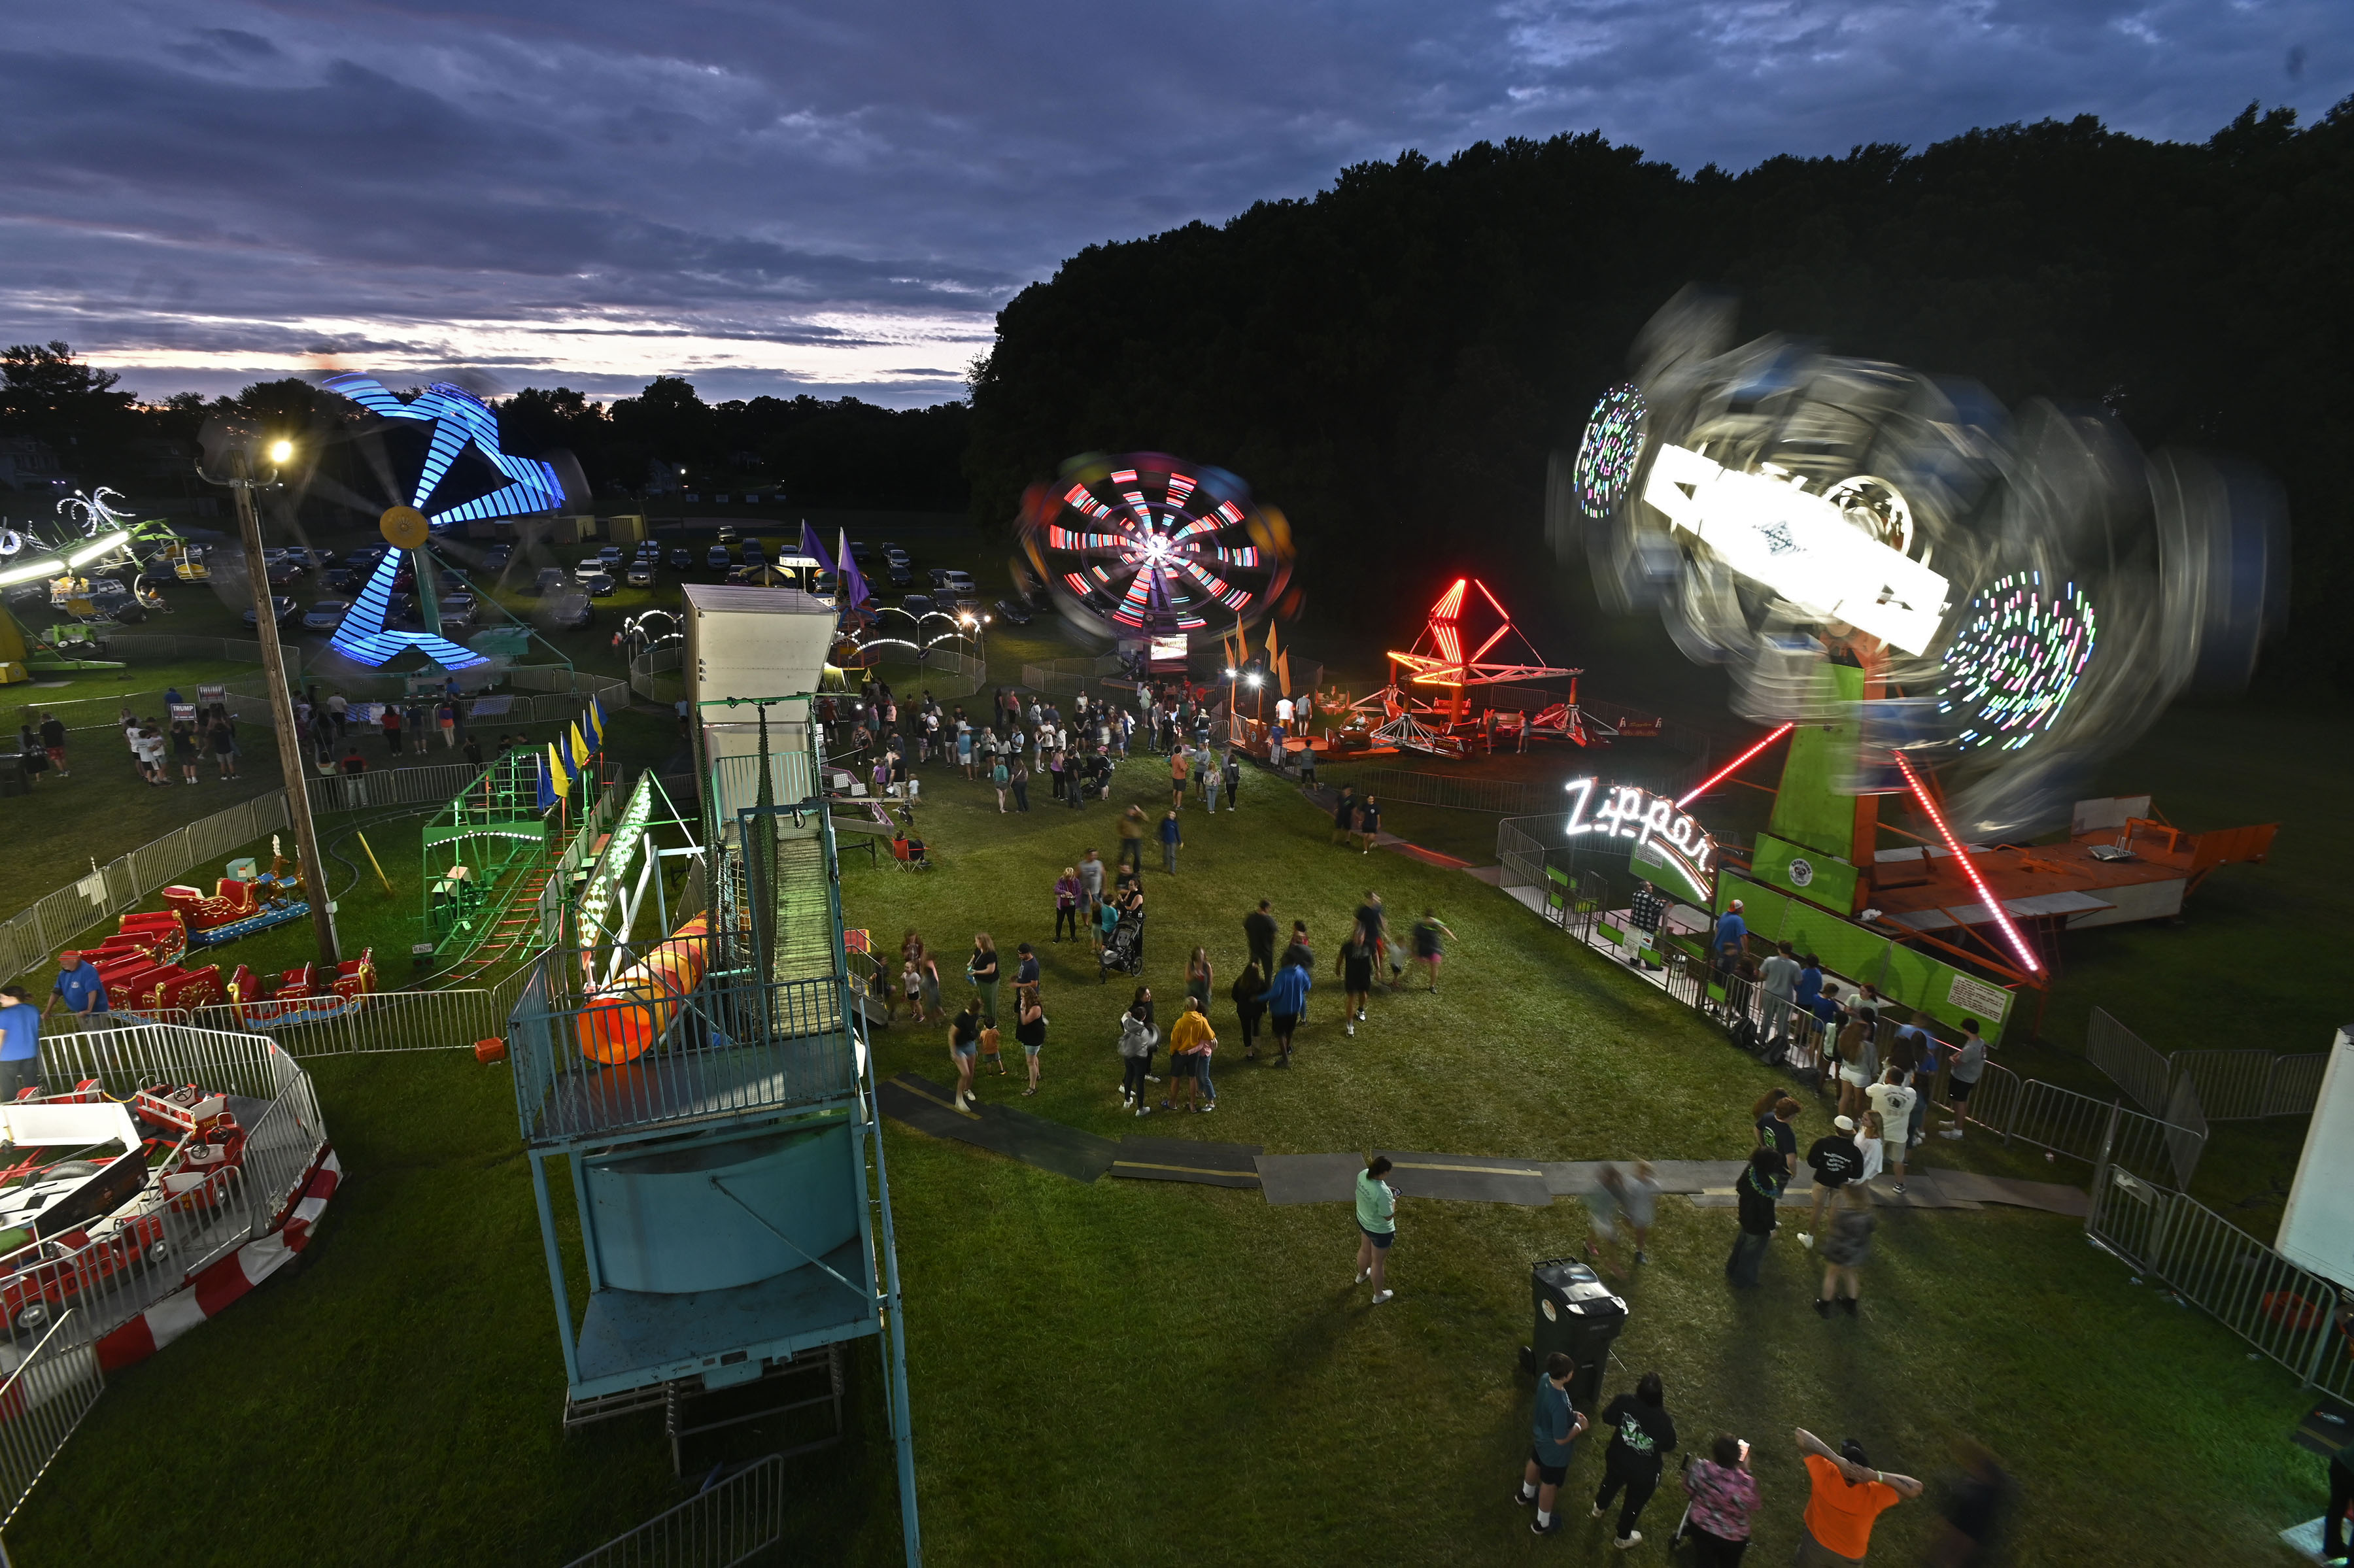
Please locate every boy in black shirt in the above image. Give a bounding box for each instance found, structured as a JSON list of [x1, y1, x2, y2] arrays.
[[1801, 1114, 1865, 1248]]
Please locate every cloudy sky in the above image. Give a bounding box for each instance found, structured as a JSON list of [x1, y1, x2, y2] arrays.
[[5, 1, 2346, 408]]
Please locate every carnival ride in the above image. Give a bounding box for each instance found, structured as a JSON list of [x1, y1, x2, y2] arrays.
[[1353, 577, 1624, 757], [1015, 452, 1295, 653], [306, 373, 586, 674], [1550, 288, 2285, 1010]]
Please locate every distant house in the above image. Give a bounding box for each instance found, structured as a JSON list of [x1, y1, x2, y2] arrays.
[[0, 437, 75, 495]]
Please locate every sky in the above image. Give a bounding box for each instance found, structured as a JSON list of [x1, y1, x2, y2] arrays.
[[4, 1, 2348, 409]]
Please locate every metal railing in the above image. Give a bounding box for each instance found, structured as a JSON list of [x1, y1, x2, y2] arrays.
[[0, 1312, 105, 1529], [97, 632, 281, 666], [560, 1454, 793, 1568], [118, 976, 528, 1056], [1344, 769, 1554, 815], [2083, 1009, 2326, 1122], [2087, 1170, 2352, 1402], [631, 645, 685, 704], [509, 944, 855, 1146]]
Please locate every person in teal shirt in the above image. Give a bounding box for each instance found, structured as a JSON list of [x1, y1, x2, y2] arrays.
[[1354, 1155, 1397, 1304], [1518, 1352, 1590, 1535]]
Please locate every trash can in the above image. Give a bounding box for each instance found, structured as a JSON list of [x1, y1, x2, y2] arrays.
[[1520, 1257, 1628, 1413]]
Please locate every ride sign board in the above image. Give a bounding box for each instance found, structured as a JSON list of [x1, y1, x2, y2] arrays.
[[1565, 777, 1716, 906], [1750, 832, 1861, 913]]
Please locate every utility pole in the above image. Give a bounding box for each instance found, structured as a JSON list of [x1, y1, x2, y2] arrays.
[[202, 441, 339, 965]]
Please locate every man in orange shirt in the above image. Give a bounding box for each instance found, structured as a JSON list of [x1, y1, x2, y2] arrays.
[[1168, 745, 1189, 809], [1792, 1427, 1920, 1563]]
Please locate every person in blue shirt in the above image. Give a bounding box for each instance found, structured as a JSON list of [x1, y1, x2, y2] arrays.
[[0, 986, 41, 1102], [1158, 808, 1183, 875], [45, 951, 109, 1034], [1257, 958, 1312, 1068], [1517, 1351, 1590, 1534], [1713, 900, 1747, 968]]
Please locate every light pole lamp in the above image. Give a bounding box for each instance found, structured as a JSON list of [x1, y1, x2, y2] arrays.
[[197, 430, 339, 966]]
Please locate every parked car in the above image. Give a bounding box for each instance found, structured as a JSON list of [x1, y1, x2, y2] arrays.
[[668, 547, 694, 569], [264, 561, 306, 587], [885, 560, 913, 587], [241, 596, 299, 629], [343, 545, 389, 570], [716, 525, 739, 543], [548, 592, 592, 628], [742, 542, 766, 563], [596, 545, 623, 568], [439, 593, 477, 628], [579, 571, 616, 597], [706, 545, 732, 570], [993, 597, 1033, 626], [811, 570, 838, 598], [534, 566, 567, 594], [321, 568, 359, 594], [302, 600, 350, 631], [900, 593, 935, 619], [480, 545, 513, 571], [628, 563, 655, 587]]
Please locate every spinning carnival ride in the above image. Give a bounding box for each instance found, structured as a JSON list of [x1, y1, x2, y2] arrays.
[[1551, 289, 2286, 987], [1016, 452, 1295, 648], [1356, 577, 1608, 756]]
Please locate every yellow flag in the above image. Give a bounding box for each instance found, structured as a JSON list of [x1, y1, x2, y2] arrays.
[[569, 721, 590, 766], [547, 741, 571, 799]]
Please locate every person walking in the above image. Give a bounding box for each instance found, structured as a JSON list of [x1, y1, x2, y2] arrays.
[[1792, 1429, 1919, 1563], [1331, 783, 1357, 846], [1799, 1116, 1865, 1248], [1243, 898, 1278, 974], [1010, 758, 1030, 813], [966, 934, 1001, 1026], [1410, 908, 1455, 992], [1758, 940, 1801, 1059], [1185, 946, 1213, 1015], [1939, 1019, 1988, 1139], [990, 751, 1010, 811], [1053, 868, 1082, 942], [1726, 1148, 1784, 1288], [1356, 794, 1382, 853], [0, 987, 40, 1102], [1585, 1163, 1630, 1280], [1168, 744, 1189, 809], [437, 698, 458, 749], [1117, 805, 1145, 872], [1591, 1371, 1679, 1550], [1813, 1184, 1876, 1318], [1202, 756, 1223, 813], [1230, 959, 1268, 1061], [1518, 1352, 1591, 1537], [948, 997, 983, 1112], [1337, 923, 1376, 1036], [1158, 808, 1182, 875], [37, 712, 67, 776], [1623, 1159, 1660, 1265], [1260, 952, 1311, 1068], [1015, 986, 1048, 1096], [1117, 990, 1159, 1114], [1354, 1154, 1398, 1303], [1864, 1069, 1917, 1195], [1077, 848, 1106, 920], [1679, 1435, 1761, 1567]]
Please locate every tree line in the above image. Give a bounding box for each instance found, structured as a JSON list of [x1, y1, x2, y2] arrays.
[[964, 103, 2354, 681], [0, 350, 970, 513]]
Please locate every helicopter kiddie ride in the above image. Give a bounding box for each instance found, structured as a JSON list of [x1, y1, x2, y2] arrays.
[[1538, 289, 2286, 1032]]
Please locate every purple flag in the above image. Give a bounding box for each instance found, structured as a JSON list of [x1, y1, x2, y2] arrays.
[[836, 527, 872, 610], [798, 520, 836, 575]]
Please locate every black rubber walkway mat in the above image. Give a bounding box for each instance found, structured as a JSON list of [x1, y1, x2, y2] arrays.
[[1374, 1150, 1554, 1207], [1111, 1136, 1265, 1189], [1254, 1151, 1369, 1205], [881, 1074, 1118, 1184]]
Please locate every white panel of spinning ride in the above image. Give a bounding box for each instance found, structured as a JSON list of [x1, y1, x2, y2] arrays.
[[2277, 1025, 2354, 1290]]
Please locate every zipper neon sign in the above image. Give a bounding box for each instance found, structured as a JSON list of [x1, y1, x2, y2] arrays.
[[1565, 777, 1716, 900]]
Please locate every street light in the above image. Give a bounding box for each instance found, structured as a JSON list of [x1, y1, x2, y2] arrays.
[[196, 424, 339, 965]]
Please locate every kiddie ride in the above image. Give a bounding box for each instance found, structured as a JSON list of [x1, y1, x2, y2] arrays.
[[73, 885, 377, 1027], [0, 1089, 247, 1340]]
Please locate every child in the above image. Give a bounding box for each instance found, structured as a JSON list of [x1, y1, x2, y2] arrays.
[[979, 1020, 1007, 1076]]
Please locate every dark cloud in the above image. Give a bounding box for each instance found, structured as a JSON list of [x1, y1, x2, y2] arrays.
[[7, 1, 2349, 405]]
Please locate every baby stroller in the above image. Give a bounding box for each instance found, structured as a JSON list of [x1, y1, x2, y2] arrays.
[[1098, 907, 1146, 982]]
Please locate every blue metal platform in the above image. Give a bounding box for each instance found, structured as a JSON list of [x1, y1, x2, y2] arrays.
[[573, 1237, 877, 1400]]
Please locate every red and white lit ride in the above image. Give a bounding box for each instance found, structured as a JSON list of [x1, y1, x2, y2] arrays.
[[1016, 452, 1295, 647], [1358, 577, 1600, 757]]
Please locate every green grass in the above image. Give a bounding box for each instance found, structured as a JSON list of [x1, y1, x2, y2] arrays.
[[7, 546, 2345, 1565]]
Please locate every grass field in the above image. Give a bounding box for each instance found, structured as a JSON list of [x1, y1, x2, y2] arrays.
[[10, 736, 2338, 1566], [5, 526, 2345, 1564]]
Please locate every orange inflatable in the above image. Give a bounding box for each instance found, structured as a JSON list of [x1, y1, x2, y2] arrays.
[[575, 917, 713, 1065]]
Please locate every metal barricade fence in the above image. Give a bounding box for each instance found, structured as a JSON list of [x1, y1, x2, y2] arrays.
[[561, 1453, 792, 1568], [1347, 770, 1553, 815], [2087, 1173, 2353, 1401], [0, 1312, 105, 1529], [2170, 1049, 2325, 1120], [122, 985, 513, 1056], [2264, 1053, 2329, 1117], [2085, 1007, 2172, 1114]]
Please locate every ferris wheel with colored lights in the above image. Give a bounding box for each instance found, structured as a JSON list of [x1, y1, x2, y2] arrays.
[[1015, 452, 1295, 643]]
